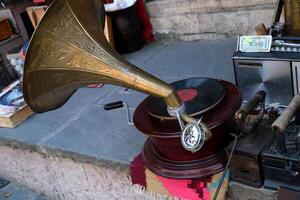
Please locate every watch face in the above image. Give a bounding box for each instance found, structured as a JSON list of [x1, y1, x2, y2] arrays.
[[181, 122, 205, 152]]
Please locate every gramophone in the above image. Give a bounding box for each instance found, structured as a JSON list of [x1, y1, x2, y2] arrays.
[[23, 0, 242, 179]]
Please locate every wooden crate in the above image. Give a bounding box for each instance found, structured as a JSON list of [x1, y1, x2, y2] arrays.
[[26, 6, 47, 28], [0, 18, 14, 42], [0, 105, 33, 128]]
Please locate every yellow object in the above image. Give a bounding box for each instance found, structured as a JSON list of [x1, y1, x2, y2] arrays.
[[145, 169, 170, 196]]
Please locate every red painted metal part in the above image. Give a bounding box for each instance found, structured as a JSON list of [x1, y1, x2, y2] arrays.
[[133, 80, 242, 179]]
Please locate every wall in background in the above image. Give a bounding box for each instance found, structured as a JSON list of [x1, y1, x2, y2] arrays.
[[146, 0, 277, 41]]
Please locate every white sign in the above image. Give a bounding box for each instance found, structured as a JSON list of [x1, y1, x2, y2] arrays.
[[239, 35, 272, 52]]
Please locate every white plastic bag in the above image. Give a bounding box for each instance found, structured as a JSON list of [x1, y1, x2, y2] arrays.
[[104, 0, 137, 12]]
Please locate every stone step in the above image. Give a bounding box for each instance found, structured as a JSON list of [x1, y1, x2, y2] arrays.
[[146, 0, 277, 40], [0, 145, 278, 200], [0, 145, 172, 200]]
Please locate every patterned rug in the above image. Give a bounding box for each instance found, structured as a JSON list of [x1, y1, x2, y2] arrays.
[[130, 154, 229, 200]]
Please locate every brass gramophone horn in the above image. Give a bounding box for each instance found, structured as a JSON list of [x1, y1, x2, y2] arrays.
[[23, 0, 197, 124]]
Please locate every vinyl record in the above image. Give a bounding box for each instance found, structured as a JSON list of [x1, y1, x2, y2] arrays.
[[147, 77, 225, 119]]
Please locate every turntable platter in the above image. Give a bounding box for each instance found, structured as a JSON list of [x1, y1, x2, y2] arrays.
[[147, 77, 225, 119]]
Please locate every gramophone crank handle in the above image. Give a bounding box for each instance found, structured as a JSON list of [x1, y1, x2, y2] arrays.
[[103, 101, 124, 110], [235, 90, 266, 121], [272, 95, 300, 133], [103, 101, 134, 125], [272, 95, 300, 154]]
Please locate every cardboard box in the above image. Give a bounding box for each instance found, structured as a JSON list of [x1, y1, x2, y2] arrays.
[[0, 18, 14, 42]]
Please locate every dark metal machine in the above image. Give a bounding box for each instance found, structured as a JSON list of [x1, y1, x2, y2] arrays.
[[262, 95, 300, 191], [231, 0, 300, 190], [227, 91, 276, 188], [229, 119, 274, 188]]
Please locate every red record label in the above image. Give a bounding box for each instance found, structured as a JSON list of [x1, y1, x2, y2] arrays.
[[177, 88, 198, 102]]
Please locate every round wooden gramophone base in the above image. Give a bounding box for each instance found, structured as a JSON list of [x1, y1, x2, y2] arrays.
[[142, 139, 227, 179], [134, 79, 241, 179]]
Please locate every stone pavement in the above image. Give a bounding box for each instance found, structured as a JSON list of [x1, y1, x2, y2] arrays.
[[0, 178, 48, 200]]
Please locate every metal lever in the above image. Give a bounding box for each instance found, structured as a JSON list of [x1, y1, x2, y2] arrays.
[[0, 0, 5, 8], [273, 40, 300, 47], [272, 95, 300, 153], [272, 95, 300, 132], [235, 90, 266, 140], [235, 90, 266, 122], [103, 101, 134, 125]]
